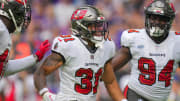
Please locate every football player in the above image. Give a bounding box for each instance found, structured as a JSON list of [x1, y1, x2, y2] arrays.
[[0, 0, 50, 77], [111, 0, 179, 101], [34, 6, 127, 101]]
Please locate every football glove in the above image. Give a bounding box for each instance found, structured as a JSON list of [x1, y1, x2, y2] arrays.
[[35, 40, 50, 61]]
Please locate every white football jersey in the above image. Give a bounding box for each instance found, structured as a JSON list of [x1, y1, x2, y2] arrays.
[[51, 35, 115, 101], [0, 19, 11, 54], [121, 29, 180, 101], [0, 19, 12, 75]]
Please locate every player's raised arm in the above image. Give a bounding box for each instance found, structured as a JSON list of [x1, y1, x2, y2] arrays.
[[4, 40, 50, 76], [33, 51, 64, 100], [102, 62, 127, 101], [0, 0, 51, 78]]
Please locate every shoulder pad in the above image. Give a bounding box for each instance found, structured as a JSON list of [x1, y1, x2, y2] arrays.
[[58, 35, 75, 43], [127, 29, 140, 33]]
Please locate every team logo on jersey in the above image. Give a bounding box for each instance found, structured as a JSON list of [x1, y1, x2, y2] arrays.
[[90, 55, 94, 59], [85, 63, 99, 66], [149, 53, 166, 57], [54, 42, 58, 49]]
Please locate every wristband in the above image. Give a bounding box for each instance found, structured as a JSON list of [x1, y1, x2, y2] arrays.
[[39, 88, 48, 96], [121, 99, 128, 101]]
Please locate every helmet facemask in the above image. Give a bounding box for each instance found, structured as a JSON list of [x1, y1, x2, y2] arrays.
[[145, 14, 171, 38], [81, 20, 108, 45], [0, 0, 31, 33]]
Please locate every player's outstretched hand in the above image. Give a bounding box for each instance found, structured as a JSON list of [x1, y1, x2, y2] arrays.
[[35, 40, 50, 61]]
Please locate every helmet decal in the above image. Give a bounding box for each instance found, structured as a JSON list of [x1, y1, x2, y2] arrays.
[[15, 0, 27, 5], [71, 9, 87, 20]]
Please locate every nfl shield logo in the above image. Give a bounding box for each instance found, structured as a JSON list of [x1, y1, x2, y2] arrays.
[[90, 55, 94, 59]]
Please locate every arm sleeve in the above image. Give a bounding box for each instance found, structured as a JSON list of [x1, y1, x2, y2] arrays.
[[4, 55, 36, 76]]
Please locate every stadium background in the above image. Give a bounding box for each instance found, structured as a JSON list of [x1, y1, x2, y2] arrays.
[[0, 0, 180, 101]]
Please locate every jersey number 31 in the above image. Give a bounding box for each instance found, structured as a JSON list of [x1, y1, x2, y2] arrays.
[[75, 68, 103, 95]]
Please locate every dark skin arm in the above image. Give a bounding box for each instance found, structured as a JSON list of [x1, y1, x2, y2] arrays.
[[33, 52, 64, 92], [101, 46, 131, 100], [102, 62, 125, 101], [111, 46, 132, 71]]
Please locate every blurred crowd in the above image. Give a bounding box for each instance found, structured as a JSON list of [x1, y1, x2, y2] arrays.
[[0, 0, 180, 101]]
